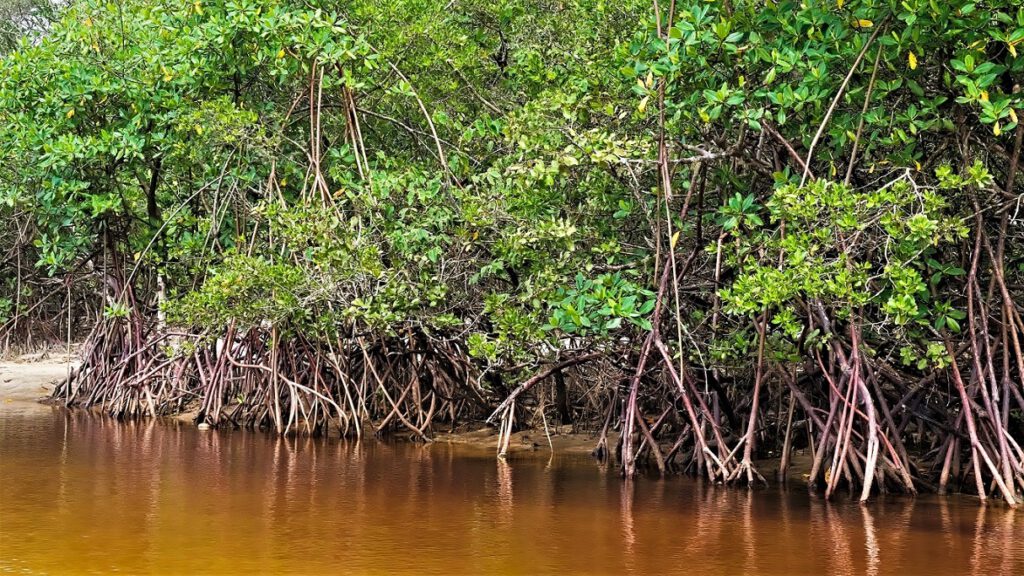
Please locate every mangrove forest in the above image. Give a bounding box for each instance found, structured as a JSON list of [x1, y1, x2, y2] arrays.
[[2, 0, 1024, 510]]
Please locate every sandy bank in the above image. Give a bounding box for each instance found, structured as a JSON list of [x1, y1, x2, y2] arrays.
[[0, 352, 79, 404]]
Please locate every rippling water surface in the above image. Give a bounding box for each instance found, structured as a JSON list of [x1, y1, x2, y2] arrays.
[[1, 401, 1021, 575]]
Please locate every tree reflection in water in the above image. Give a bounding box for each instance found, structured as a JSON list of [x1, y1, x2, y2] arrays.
[[1, 408, 1020, 575]]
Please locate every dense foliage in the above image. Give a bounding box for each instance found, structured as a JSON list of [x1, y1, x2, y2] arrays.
[[1, 0, 1022, 504]]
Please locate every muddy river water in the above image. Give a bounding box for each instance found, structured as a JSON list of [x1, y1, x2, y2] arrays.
[[1, 400, 1021, 575]]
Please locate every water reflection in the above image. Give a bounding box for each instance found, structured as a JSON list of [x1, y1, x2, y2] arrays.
[[1, 407, 1021, 575], [861, 504, 879, 576], [619, 478, 635, 564]]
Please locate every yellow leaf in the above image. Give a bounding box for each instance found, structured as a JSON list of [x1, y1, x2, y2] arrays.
[[1010, 109, 1018, 124], [280, 179, 287, 187], [194, 125, 203, 135], [66, 108, 75, 119], [838, 0, 844, 8], [993, 123, 1001, 136], [193, 1, 203, 15], [855, 19, 873, 28], [637, 95, 649, 113], [980, 91, 989, 102], [914, 160, 922, 171], [908, 51, 917, 70], [1009, 42, 1018, 58], [277, 48, 286, 59], [84, 17, 93, 27], [670, 230, 680, 250]]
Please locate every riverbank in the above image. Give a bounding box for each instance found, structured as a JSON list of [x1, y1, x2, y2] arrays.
[[0, 355, 608, 457], [0, 356, 818, 485], [0, 352, 78, 404]]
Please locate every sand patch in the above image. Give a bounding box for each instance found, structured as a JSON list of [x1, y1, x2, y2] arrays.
[[0, 353, 79, 404]]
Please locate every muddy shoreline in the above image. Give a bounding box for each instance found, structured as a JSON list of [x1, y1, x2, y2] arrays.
[[0, 354, 604, 457], [0, 354, 814, 484], [0, 354, 597, 451]]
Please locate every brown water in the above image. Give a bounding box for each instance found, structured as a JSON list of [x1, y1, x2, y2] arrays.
[[1, 402, 1022, 575]]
